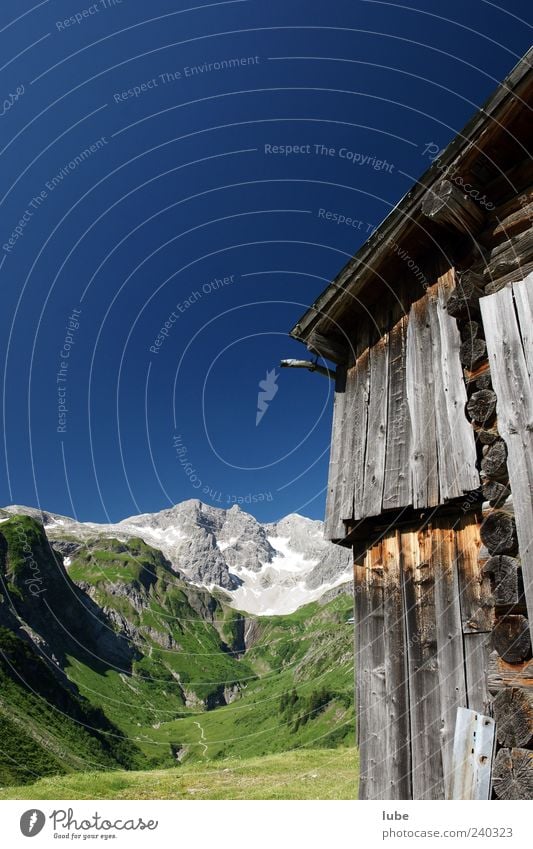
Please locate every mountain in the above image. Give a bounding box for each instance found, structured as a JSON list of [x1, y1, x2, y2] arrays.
[[0, 516, 148, 785], [0, 510, 355, 789], [1, 501, 352, 614]]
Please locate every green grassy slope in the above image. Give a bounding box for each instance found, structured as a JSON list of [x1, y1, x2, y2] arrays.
[[0, 748, 359, 800], [0, 628, 146, 786]]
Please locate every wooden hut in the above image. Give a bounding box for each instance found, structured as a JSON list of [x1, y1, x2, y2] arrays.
[[289, 50, 533, 800]]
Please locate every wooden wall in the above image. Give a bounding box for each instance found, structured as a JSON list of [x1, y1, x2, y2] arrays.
[[327, 142, 533, 798], [355, 512, 493, 800], [348, 254, 533, 800], [324, 270, 479, 540], [477, 276, 533, 799]]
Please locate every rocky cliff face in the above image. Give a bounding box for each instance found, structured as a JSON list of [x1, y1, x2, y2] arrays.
[[2, 501, 352, 614], [0, 515, 135, 670]]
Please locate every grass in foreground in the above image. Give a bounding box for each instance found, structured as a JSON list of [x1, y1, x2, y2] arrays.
[[0, 748, 359, 800]]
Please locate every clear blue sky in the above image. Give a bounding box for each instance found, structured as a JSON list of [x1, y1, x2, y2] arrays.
[[0, 0, 530, 523]]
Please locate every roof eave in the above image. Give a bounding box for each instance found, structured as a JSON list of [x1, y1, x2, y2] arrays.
[[290, 48, 533, 349]]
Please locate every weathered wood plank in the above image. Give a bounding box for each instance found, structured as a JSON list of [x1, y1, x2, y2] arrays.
[[362, 335, 389, 518], [324, 366, 348, 540], [353, 556, 368, 769], [365, 542, 389, 799], [481, 279, 533, 641], [335, 364, 358, 527], [406, 298, 439, 509], [461, 557, 493, 715], [429, 295, 457, 501], [401, 525, 444, 798], [435, 275, 480, 499], [383, 315, 412, 511], [455, 512, 494, 634], [432, 521, 468, 795], [464, 632, 493, 714], [449, 707, 495, 800], [382, 531, 411, 799], [343, 346, 371, 522], [512, 272, 533, 377]]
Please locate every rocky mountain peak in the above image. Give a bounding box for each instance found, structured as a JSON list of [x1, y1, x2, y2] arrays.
[[1, 500, 352, 614]]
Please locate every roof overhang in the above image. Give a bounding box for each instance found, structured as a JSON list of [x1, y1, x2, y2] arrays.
[[290, 48, 533, 364]]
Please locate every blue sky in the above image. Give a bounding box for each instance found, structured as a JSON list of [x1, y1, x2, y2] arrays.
[[0, 0, 530, 523]]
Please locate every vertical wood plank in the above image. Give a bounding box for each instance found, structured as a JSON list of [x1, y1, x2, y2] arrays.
[[342, 346, 371, 522], [512, 271, 533, 377], [383, 315, 412, 511], [435, 280, 480, 498], [455, 512, 494, 634], [324, 366, 348, 540], [481, 279, 533, 641], [335, 364, 358, 528], [455, 513, 493, 715], [365, 541, 389, 799], [428, 294, 457, 501], [352, 348, 371, 521], [401, 525, 445, 799], [354, 615, 369, 798], [362, 335, 390, 517], [432, 520, 468, 797], [382, 531, 412, 798], [355, 535, 395, 800], [406, 298, 439, 509], [464, 632, 493, 714], [353, 554, 368, 760]]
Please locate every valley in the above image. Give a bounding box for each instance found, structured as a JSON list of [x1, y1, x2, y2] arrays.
[[0, 502, 356, 797]]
